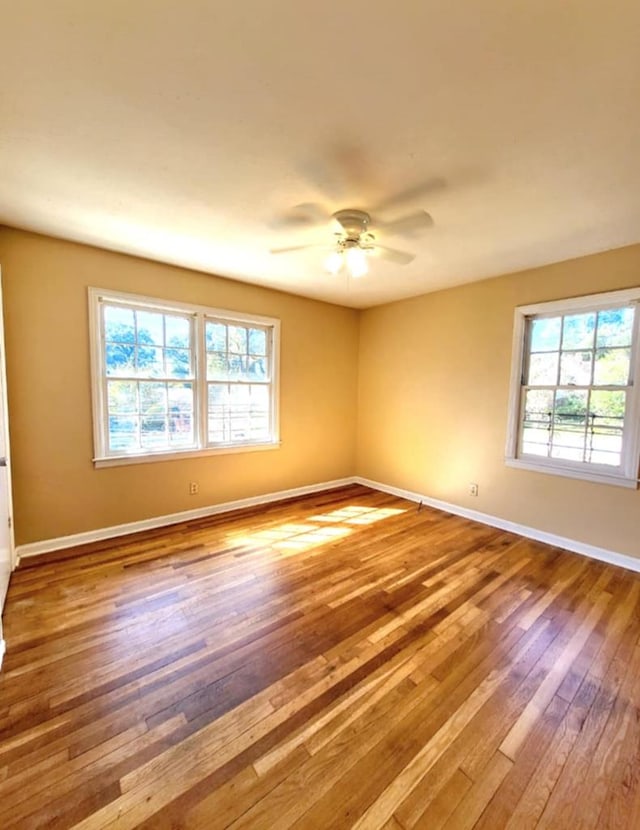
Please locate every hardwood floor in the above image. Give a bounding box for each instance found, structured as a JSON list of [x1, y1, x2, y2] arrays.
[[1, 484, 640, 829]]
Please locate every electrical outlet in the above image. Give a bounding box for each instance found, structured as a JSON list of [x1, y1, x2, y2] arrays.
[[189, 481, 199, 495], [469, 483, 479, 497]]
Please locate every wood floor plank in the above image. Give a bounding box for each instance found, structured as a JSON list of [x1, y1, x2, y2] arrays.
[[410, 767, 473, 830], [0, 484, 639, 829], [440, 751, 513, 830]]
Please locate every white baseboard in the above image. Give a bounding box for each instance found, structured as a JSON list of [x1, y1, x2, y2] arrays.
[[354, 476, 640, 575], [15, 474, 639, 576], [0, 638, 5, 670], [15, 477, 358, 562]]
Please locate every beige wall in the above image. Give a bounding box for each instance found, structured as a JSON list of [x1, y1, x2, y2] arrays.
[[0, 228, 359, 545], [357, 244, 640, 559], [2, 226, 639, 558]]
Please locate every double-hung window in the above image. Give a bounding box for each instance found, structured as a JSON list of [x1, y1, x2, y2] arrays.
[[89, 288, 280, 466], [506, 287, 640, 488]]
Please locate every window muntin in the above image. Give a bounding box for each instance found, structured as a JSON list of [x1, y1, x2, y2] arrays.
[[90, 290, 279, 464], [506, 288, 640, 487]]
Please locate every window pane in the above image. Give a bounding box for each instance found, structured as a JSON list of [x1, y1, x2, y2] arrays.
[[555, 389, 588, 419], [140, 417, 168, 448], [250, 384, 270, 413], [207, 352, 229, 380], [227, 355, 248, 379], [521, 389, 551, 456], [136, 346, 164, 377], [593, 348, 631, 386], [230, 419, 249, 441], [206, 322, 227, 351], [108, 416, 138, 452], [562, 313, 595, 349], [170, 429, 193, 448], [588, 449, 621, 466], [550, 440, 584, 462], [107, 380, 137, 413], [208, 382, 228, 410], [228, 325, 248, 354], [139, 382, 167, 415], [249, 383, 270, 439], [136, 311, 164, 346], [521, 440, 548, 457], [588, 390, 625, 466], [104, 306, 135, 343], [523, 389, 553, 422], [596, 307, 634, 348], [165, 315, 191, 348], [208, 384, 229, 443], [551, 390, 588, 461], [250, 419, 271, 440], [530, 317, 561, 352], [106, 343, 135, 376], [208, 421, 226, 442], [590, 389, 626, 420], [168, 382, 193, 411], [552, 392, 585, 459], [207, 382, 270, 444], [168, 383, 194, 446], [559, 351, 592, 386], [249, 328, 267, 355], [528, 352, 558, 385], [520, 429, 548, 453], [551, 390, 587, 461], [165, 348, 192, 378], [247, 356, 267, 381], [589, 434, 623, 465], [230, 383, 250, 401]]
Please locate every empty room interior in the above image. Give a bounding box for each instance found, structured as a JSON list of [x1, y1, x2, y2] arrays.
[[1, 2, 640, 828]]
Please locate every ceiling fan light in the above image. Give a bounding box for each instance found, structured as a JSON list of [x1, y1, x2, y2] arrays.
[[324, 250, 344, 274], [345, 246, 368, 278]]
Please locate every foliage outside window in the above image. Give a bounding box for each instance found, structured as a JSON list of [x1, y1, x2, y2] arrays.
[[89, 289, 279, 466], [506, 288, 640, 488]]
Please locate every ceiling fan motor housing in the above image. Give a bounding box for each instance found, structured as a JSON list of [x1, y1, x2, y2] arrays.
[[333, 209, 371, 240]]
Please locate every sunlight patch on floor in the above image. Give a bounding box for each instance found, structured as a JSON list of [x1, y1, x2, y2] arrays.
[[226, 504, 406, 559], [310, 506, 406, 525]]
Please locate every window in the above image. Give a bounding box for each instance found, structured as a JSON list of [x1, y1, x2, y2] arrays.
[[506, 288, 640, 488], [89, 289, 279, 466]]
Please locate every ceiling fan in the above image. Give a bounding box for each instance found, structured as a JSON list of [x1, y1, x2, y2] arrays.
[[269, 206, 434, 278]]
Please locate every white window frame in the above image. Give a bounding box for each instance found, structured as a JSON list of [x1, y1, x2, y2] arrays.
[[505, 287, 640, 489], [89, 288, 280, 467]]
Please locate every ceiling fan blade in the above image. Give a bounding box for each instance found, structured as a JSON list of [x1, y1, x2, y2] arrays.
[[269, 243, 331, 255], [378, 210, 434, 236], [299, 144, 372, 200], [371, 177, 446, 213], [271, 203, 331, 230], [369, 244, 415, 265], [298, 159, 348, 201]]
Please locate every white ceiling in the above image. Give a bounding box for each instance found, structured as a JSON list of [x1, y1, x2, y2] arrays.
[[2, 1, 640, 308]]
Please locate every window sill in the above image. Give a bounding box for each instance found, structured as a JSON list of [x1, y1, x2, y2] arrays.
[[504, 456, 638, 489], [94, 441, 281, 468]]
